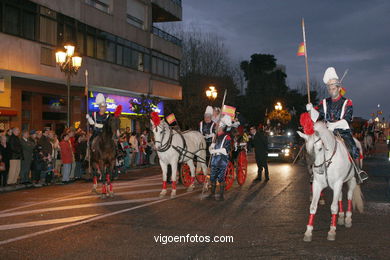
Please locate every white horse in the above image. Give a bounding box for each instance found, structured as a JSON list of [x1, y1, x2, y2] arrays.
[[298, 121, 364, 242], [151, 119, 208, 198], [363, 133, 374, 157]]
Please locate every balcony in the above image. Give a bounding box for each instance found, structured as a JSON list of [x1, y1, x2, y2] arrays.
[[151, 26, 182, 46], [151, 0, 182, 22]]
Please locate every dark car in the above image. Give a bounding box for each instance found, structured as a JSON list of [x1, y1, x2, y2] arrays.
[[267, 133, 298, 162]]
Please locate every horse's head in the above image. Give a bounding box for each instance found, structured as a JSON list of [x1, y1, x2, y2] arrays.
[[151, 119, 169, 150], [297, 121, 332, 158], [103, 113, 120, 138]]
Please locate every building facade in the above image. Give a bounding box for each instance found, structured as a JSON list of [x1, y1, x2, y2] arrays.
[[0, 0, 182, 133]]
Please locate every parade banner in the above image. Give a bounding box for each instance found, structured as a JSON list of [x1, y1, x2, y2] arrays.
[[88, 91, 164, 116], [222, 105, 236, 120], [297, 42, 305, 56]]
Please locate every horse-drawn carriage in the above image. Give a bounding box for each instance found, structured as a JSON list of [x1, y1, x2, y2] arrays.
[[179, 136, 248, 191]]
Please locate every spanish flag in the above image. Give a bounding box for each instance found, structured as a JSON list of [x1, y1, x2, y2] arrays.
[[340, 87, 346, 96], [166, 113, 176, 124], [297, 42, 305, 56], [222, 105, 236, 120]]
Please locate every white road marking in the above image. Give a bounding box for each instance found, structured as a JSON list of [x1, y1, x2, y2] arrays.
[[54, 187, 186, 203], [0, 214, 99, 231], [0, 190, 197, 246], [0, 197, 162, 218], [0, 176, 162, 214]]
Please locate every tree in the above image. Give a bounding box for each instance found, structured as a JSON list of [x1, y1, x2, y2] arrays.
[[239, 54, 289, 126]]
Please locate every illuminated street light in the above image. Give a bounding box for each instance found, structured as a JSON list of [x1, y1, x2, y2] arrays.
[[206, 85, 218, 100], [55, 43, 82, 127]]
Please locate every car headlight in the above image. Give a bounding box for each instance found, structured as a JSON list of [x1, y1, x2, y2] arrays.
[[284, 148, 290, 154]]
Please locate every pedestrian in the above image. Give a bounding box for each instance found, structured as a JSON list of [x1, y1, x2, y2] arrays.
[[129, 132, 139, 166], [67, 128, 77, 180], [74, 134, 87, 179], [59, 132, 73, 184], [20, 130, 34, 184], [0, 135, 9, 187], [251, 126, 270, 181], [148, 135, 157, 165], [7, 127, 23, 185]]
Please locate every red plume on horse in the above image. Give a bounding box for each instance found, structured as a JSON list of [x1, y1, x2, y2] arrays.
[[150, 111, 161, 126], [300, 112, 314, 135], [114, 105, 123, 118]]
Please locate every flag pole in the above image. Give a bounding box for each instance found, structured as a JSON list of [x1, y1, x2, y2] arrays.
[[85, 70, 91, 175], [302, 18, 311, 104]]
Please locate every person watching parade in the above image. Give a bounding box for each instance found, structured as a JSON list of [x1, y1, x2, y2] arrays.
[[306, 67, 368, 183], [207, 114, 232, 201]]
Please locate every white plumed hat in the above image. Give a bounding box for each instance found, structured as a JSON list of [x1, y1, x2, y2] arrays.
[[219, 114, 232, 128], [323, 67, 340, 85], [204, 106, 213, 115], [95, 93, 107, 107]]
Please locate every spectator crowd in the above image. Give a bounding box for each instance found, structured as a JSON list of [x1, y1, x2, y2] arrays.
[[0, 126, 157, 188]]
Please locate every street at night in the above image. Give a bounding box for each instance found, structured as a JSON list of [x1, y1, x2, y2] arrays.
[[0, 144, 389, 259]]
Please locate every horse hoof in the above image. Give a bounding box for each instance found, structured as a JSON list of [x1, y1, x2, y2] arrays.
[[109, 193, 114, 198], [327, 232, 336, 241], [100, 194, 107, 199], [319, 199, 325, 205], [303, 235, 312, 242], [187, 185, 194, 192], [159, 189, 167, 198], [170, 190, 177, 199], [337, 218, 345, 226], [345, 222, 352, 228], [91, 188, 98, 194]]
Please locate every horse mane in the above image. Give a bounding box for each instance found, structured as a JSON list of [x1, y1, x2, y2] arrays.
[[314, 121, 336, 150]]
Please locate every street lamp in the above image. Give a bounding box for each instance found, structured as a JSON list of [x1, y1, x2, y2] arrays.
[[275, 102, 282, 111], [206, 85, 218, 100], [55, 43, 82, 127]]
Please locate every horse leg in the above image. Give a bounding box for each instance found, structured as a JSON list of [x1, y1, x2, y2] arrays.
[[186, 160, 196, 192], [304, 181, 324, 242], [345, 177, 357, 228], [159, 161, 168, 197], [100, 163, 107, 199], [170, 162, 178, 198], [106, 165, 114, 198], [327, 181, 343, 241], [337, 192, 345, 226]]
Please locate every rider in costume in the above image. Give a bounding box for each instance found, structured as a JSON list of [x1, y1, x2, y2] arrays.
[[207, 115, 232, 201], [86, 93, 109, 149], [306, 67, 368, 183], [200, 106, 216, 161]]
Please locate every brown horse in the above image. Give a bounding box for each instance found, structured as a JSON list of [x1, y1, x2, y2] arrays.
[[90, 113, 120, 198]]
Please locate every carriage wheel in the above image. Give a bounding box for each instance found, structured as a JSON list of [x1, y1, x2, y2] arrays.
[[236, 150, 248, 186], [224, 162, 235, 191], [195, 168, 207, 184], [179, 163, 193, 187]]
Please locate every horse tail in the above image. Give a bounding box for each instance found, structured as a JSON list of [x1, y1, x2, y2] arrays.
[[352, 183, 364, 213]]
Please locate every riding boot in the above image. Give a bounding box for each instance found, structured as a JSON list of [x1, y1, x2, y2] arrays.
[[206, 182, 216, 199], [354, 158, 368, 184], [217, 183, 225, 201]]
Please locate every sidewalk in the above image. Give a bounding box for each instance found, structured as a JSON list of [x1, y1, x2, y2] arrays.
[[0, 163, 159, 193]]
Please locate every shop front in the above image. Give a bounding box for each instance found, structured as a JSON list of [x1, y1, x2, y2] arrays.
[[87, 91, 164, 133]]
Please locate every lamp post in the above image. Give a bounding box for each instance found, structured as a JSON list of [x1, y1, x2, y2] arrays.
[[206, 85, 218, 102], [55, 43, 82, 127]]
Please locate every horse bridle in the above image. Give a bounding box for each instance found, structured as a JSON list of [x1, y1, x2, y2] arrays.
[[312, 136, 338, 169], [154, 124, 173, 152]]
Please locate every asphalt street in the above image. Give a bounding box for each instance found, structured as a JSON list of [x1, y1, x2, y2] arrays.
[[0, 144, 389, 259]]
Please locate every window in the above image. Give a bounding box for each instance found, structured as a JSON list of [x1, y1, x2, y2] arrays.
[[40, 16, 57, 45], [22, 11, 35, 40], [126, 0, 146, 29], [96, 37, 105, 60], [40, 47, 56, 66], [5, 5, 20, 35], [87, 34, 95, 57], [123, 47, 131, 67], [116, 45, 123, 65], [77, 31, 85, 55], [85, 0, 111, 13], [106, 40, 116, 63]]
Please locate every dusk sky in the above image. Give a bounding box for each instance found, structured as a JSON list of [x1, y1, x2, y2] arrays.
[[182, 0, 390, 119]]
